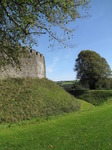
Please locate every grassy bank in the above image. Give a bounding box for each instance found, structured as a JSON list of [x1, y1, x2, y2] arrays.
[[1, 102, 112, 149], [70, 90, 112, 105], [0, 78, 80, 123]]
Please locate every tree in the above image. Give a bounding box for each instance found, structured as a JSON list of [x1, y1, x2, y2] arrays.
[[0, 0, 90, 67], [74, 50, 112, 89]]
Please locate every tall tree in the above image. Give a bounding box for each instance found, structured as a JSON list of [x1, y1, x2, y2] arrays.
[[0, 0, 90, 67], [74, 50, 112, 89]]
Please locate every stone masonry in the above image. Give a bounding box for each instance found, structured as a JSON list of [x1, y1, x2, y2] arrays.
[[0, 49, 46, 79]]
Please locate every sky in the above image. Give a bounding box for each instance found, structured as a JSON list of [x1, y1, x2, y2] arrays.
[[33, 0, 112, 81]]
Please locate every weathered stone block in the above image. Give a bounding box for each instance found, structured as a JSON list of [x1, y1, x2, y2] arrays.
[[0, 49, 46, 79]]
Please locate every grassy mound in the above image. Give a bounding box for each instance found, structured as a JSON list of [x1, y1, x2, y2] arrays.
[[0, 78, 80, 123], [0, 102, 112, 149], [70, 90, 112, 105]]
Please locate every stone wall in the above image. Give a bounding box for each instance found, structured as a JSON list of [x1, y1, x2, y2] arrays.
[[0, 49, 46, 79]]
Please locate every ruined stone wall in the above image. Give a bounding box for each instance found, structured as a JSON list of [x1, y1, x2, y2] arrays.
[[0, 49, 46, 79]]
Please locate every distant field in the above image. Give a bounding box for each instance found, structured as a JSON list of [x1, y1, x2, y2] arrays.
[[1, 102, 112, 150], [56, 80, 75, 91]]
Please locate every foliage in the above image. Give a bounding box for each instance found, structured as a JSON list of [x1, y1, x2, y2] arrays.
[[57, 80, 89, 91], [74, 50, 112, 89], [73, 80, 89, 90], [56, 80, 75, 91], [70, 90, 112, 106], [96, 78, 112, 90], [0, 0, 90, 66], [1, 103, 112, 149], [110, 78, 112, 89], [0, 78, 80, 123]]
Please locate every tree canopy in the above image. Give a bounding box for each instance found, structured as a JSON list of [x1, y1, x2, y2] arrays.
[[0, 0, 90, 67], [74, 50, 112, 89]]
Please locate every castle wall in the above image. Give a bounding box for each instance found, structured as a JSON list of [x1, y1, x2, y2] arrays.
[[0, 50, 46, 79]]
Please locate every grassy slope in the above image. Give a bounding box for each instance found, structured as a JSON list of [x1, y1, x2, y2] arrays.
[[79, 99, 95, 111], [1, 102, 112, 149], [0, 78, 80, 123], [70, 90, 112, 105]]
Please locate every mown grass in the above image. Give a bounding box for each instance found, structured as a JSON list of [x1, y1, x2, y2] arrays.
[[1, 102, 112, 150], [0, 78, 80, 123]]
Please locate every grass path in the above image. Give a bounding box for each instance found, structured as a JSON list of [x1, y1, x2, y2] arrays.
[[0, 102, 112, 150]]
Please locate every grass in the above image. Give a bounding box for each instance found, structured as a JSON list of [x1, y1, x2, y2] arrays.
[[0, 101, 112, 149], [1, 78, 112, 149], [70, 90, 112, 106], [79, 99, 95, 111], [0, 78, 80, 123]]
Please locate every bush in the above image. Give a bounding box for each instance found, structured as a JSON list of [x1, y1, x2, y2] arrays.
[[69, 90, 112, 106], [72, 81, 89, 90]]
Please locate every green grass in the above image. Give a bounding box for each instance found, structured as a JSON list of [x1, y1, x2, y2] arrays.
[[70, 90, 112, 106], [1, 102, 112, 150], [1, 78, 112, 149], [79, 99, 95, 111], [0, 78, 80, 123]]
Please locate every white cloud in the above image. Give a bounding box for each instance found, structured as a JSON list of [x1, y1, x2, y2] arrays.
[[46, 57, 59, 73]]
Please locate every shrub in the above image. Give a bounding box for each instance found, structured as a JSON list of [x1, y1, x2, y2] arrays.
[[69, 90, 112, 106]]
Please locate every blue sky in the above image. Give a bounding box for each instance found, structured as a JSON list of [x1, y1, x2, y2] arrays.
[[33, 0, 112, 81]]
